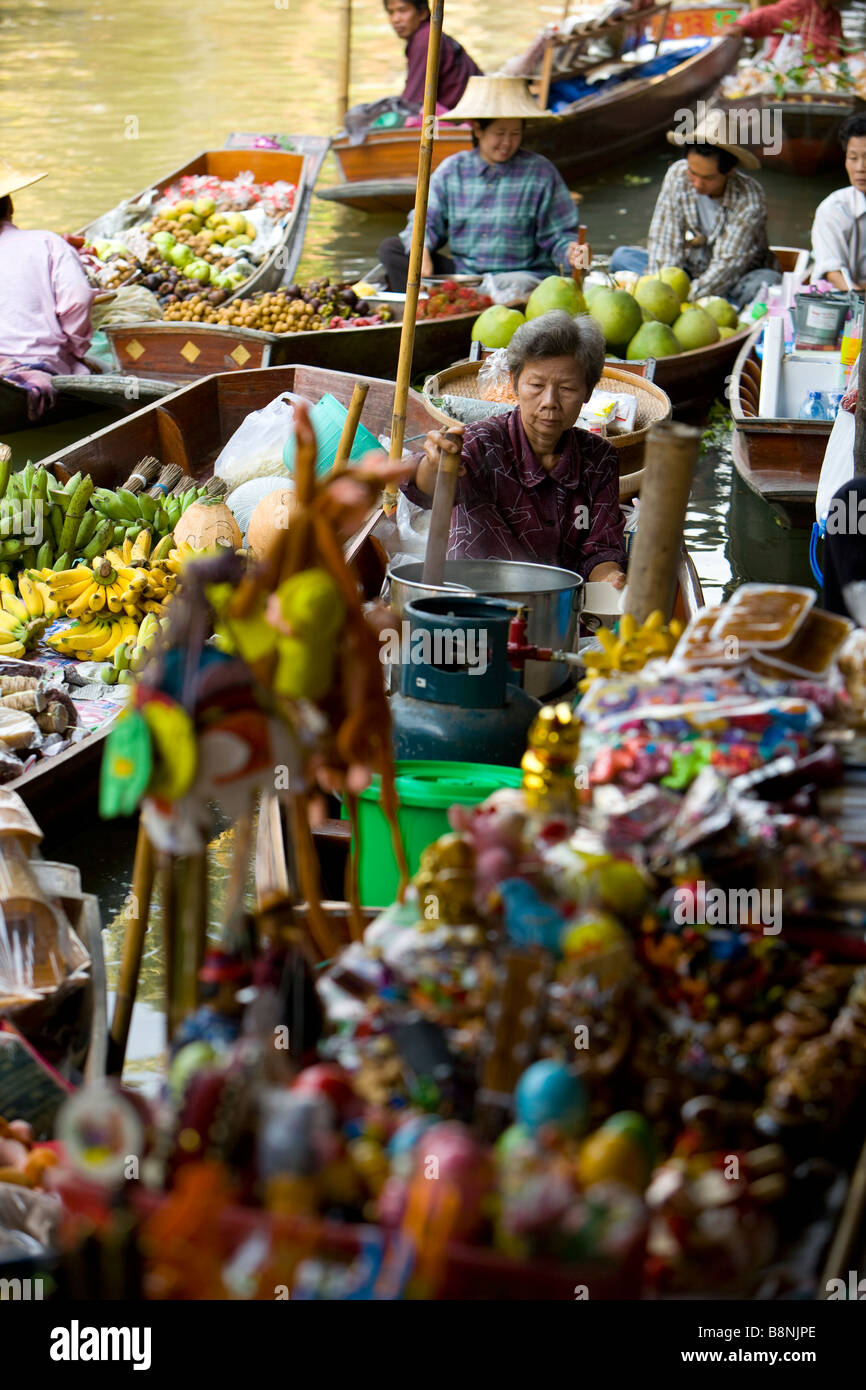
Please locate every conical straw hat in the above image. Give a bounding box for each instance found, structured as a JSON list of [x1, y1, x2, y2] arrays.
[[0, 158, 48, 199], [667, 112, 761, 171], [439, 76, 555, 123]]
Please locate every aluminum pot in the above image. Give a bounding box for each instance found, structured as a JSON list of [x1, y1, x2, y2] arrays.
[[387, 559, 584, 698]]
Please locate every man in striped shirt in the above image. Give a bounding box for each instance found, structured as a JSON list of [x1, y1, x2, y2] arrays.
[[610, 123, 780, 307]]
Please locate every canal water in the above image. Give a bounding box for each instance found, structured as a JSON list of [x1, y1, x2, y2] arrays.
[[0, 0, 842, 1082]]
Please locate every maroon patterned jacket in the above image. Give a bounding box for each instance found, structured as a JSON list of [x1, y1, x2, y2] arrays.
[[401, 408, 627, 575]]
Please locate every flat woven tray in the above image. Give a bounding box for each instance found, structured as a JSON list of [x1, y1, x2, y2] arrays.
[[423, 359, 671, 453]]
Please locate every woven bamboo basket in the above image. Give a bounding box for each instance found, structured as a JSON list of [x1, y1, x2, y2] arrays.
[[423, 359, 673, 501]]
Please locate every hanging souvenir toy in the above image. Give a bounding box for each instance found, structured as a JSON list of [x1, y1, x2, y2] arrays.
[[99, 406, 410, 942]]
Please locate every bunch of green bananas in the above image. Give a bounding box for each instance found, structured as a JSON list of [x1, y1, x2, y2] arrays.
[[90, 481, 214, 545], [102, 612, 168, 684], [0, 464, 105, 574]]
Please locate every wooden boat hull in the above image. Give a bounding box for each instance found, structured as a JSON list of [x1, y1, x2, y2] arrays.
[[79, 146, 314, 305], [729, 326, 830, 524], [620, 324, 753, 417], [0, 377, 108, 435], [323, 36, 742, 213], [104, 309, 488, 386], [712, 95, 866, 177]]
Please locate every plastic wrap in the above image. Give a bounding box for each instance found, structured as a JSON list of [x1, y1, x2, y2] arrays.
[[214, 392, 308, 492]]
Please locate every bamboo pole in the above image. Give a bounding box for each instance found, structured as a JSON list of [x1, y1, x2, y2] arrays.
[[331, 381, 370, 475], [854, 348, 866, 477], [337, 0, 353, 128], [624, 420, 701, 624], [108, 823, 155, 1075], [384, 0, 445, 512]]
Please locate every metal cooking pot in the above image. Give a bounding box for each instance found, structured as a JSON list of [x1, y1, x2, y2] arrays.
[[387, 559, 584, 698]]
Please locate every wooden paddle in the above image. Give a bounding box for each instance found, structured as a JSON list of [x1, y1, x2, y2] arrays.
[[385, 0, 445, 513], [422, 430, 463, 586]]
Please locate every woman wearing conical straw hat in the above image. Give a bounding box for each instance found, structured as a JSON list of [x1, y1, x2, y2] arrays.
[[0, 158, 96, 420], [378, 77, 584, 294]]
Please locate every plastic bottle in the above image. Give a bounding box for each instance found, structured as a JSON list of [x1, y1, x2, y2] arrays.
[[798, 390, 829, 421], [826, 391, 845, 419]]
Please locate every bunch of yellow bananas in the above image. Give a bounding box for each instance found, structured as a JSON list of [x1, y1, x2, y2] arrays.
[[579, 610, 684, 692], [0, 576, 50, 657], [102, 612, 169, 685], [48, 612, 141, 662], [6, 570, 63, 622]]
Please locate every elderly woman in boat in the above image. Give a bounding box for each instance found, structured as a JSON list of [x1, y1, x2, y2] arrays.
[[0, 159, 95, 420], [378, 77, 584, 294], [402, 312, 627, 588]]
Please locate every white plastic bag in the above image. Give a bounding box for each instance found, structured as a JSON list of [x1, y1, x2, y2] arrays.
[[214, 391, 310, 493], [816, 401, 855, 526], [376, 489, 431, 562]]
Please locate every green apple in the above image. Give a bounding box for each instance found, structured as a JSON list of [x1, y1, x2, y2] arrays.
[[170, 243, 194, 268], [226, 212, 248, 235], [193, 197, 216, 219], [186, 258, 211, 284]]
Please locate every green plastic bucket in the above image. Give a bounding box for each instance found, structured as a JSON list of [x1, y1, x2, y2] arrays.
[[347, 760, 523, 908], [283, 393, 381, 476]]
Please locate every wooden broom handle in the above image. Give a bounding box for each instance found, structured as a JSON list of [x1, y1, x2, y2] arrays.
[[331, 381, 370, 476]]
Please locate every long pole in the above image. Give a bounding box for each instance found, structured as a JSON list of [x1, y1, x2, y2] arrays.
[[385, 0, 445, 512], [337, 0, 352, 128], [624, 420, 701, 623], [854, 348, 866, 477]]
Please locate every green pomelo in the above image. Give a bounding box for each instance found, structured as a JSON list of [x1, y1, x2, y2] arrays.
[[626, 321, 681, 360], [702, 296, 739, 329], [635, 278, 681, 326], [526, 275, 587, 319], [589, 288, 643, 349], [673, 306, 720, 351], [471, 305, 526, 349], [717, 325, 738, 338], [583, 282, 606, 308], [660, 265, 691, 301]]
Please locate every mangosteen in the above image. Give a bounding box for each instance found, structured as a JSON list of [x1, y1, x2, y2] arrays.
[[355, 300, 370, 315], [342, 288, 358, 309], [309, 299, 320, 313], [285, 284, 300, 298], [208, 289, 227, 305], [158, 282, 172, 295], [164, 295, 179, 305]]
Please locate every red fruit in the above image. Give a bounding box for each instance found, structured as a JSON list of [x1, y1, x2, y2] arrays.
[[441, 280, 457, 294]]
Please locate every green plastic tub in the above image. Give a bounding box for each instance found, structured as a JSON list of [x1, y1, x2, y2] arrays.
[[347, 760, 523, 908]]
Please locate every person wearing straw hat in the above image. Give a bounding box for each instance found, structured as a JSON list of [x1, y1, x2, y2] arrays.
[[0, 158, 96, 419], [377, 76, 583, 294], [608, 116, 781, 309]]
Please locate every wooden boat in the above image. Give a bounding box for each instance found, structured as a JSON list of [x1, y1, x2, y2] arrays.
[[103, 306, 490, 387], [729, 325, 830, 523], [712, 93, 866, 177], [321, 10, 742, 214], [0, 372, 174, 436], [78, 143, 326, 305]]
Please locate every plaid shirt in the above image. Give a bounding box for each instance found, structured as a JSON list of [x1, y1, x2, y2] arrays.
[[402, 408, 626, 574], [403, 148, 579, 276], [647, 160, 771, 300]]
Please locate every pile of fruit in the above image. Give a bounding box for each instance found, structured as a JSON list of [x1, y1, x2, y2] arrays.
[[417, 281, 492, 320], [470, 272, 743, 359], [44, 532, 183, 675], [160, 278, 393, 332], [80, 171, 297, 305]]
